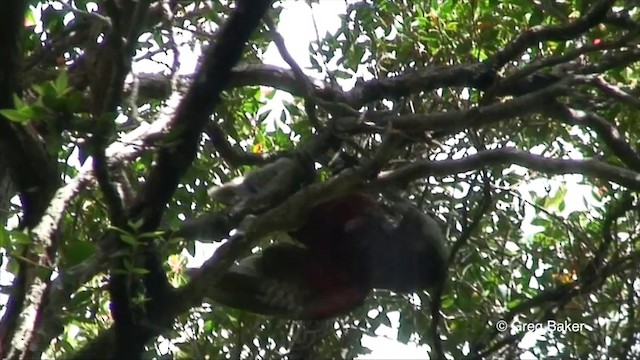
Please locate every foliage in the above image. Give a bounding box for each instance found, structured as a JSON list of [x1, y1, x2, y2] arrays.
[[1, 0, 640, 359]]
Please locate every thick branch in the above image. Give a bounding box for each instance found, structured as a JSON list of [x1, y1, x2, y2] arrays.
[[26, 0, 617, 128], [129, 0, 273, 229], [0, 1, 61, 358], [375, 147, 640, 191], [130, 61, 496, 113], [101, 0, 275, 357], [545, 103, 640, 173], [17, 117, 172, 357], [334, 78, 570, 135], [488, 0, 614, 70]]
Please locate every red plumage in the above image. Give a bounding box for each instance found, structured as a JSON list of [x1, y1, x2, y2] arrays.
[[206, 193, 447, 319]]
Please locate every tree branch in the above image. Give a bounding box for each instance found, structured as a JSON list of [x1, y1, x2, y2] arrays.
[[374, 147, 640, 191], [103, 0, 275, 357], [0, 1, 61, 357], [545, 102, 640, 172], [487, 0, 615, 70]]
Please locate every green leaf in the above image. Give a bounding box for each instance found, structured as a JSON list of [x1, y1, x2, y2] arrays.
[[185, 241, 196, 257], [544, 186, 567, 210], [10, 231, 31, 246], [397, 313, 412, 344], [69, 290, 93, 308], [120, 234, 139, 246], [0, 108, 32, 123], [112, 268, 128, 275], [12, 94, 25, 109], [131, 267, 150, 275], [445, 21, 458, 31], [203, 319, 215, 332], [34, 82, 58, 100], [54, 71, 69, 94], [440, 295, 455, 309], [65, 241, 96, 268], [30, 103, 53, 120], [530, 217, 550, 227], [507, 299, 521, 309], [0, 227, 8, 249], [371, 311, 392, 330], [24, 8, 37, 28]]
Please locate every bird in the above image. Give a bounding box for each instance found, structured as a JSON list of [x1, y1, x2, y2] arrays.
[[202, 193, 448, 320]]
